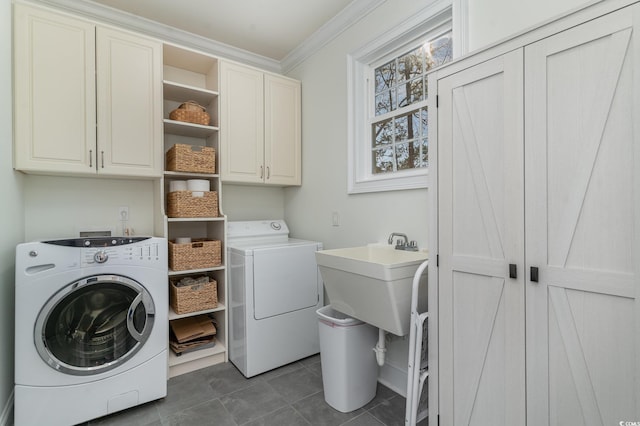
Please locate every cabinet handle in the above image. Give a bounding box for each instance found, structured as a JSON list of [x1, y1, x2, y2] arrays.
[[266, 166, 270, 180], [260, 165, 264, 179], [509, 263, 517, 279], [530, 266, 539, 283], [101, 151, 104, 168], [89, 150, 93, 168]]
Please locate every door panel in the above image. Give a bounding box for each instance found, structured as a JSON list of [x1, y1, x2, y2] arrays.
[[264, 74, 301, 185], [220, 62, 265, 184], [525, 6, 639, 425], [96, 27, 162, 177], [13, 4, 95, 173], [438, 50, 525, 426], [252, 244, 319, 319]]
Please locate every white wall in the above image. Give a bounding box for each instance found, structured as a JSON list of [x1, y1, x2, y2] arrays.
[[221, 184, 285, 222], [23, 176, 156, 241], [1, 0, 23, 423]]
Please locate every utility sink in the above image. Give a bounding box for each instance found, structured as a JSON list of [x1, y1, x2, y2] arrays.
[[315, 245, 428, 336]]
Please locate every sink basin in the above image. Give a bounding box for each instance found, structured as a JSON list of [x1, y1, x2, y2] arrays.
[[315, 245, 428, 336]]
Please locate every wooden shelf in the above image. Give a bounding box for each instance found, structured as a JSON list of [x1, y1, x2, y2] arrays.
[[164, 171, 219, 179], [168, 338, 226, 367], [167, 216, 225, 223], [163, 80, 218, 105], [169, 302, 226, 321], [168, 265, 225, 276], [164, 119, 218, 138]]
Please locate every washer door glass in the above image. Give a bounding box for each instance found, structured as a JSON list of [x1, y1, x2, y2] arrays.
[[35, 274, 155, 376]]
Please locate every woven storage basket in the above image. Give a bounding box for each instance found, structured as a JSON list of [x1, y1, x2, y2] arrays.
[[166, 144, 215, 174], [168, 239, 222, 271], [167, 190, 218, 218], [169, 101, 210, 125], [170, 277, 218, 314]]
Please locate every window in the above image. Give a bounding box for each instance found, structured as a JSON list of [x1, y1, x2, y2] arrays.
[[347, 2, 452, 193]]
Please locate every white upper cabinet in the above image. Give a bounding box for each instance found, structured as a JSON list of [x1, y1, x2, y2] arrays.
[[13, 4, 163, 177], [220, 61, 301, 186]]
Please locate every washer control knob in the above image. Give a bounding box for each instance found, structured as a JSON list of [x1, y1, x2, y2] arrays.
[[29, 250, 38, 257], [270, 222, 281, 230], [84, 240, 91, 247], [94, 250, 109, 263]]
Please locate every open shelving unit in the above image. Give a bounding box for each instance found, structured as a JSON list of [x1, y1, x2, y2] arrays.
[[158, 43, 227, 378]]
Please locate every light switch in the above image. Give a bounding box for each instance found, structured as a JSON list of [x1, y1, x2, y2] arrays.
[[332, 211, 340, 227]]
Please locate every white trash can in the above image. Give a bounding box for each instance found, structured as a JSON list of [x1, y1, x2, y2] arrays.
[[316, 305, 379, 412]]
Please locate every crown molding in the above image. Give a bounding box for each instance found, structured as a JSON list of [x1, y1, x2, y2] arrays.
[[24, 0, 282, 72], [281, 0, 386, 73], [20, 0, 389, 74]]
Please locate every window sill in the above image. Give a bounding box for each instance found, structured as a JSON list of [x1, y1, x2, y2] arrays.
[[347, 172, 429, 194]]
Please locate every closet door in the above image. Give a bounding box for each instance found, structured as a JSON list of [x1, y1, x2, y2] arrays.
[[525, 6, 640, 425], [437, 50, 525, 426]]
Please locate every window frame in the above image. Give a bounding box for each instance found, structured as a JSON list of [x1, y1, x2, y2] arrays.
[[347, 1, 452, 194]]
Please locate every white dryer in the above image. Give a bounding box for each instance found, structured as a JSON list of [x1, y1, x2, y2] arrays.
[[14, 237, 168, 426], [228, 220, 323, 377]]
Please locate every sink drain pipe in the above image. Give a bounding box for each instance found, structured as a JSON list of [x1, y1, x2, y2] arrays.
[[373, 328, 386, 366]]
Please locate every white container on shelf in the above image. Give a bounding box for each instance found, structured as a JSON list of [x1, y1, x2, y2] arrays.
[[169, 180, 187, 192], [187, 179, 210, 192]]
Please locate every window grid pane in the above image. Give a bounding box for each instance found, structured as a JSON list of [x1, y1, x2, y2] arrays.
[[370, 31, 451, 175], [371, 106, 430, 174]]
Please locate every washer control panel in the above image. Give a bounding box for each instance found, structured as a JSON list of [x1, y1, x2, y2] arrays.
[[81, 241, 163, 266], [40, 237, 164, 267], [44, 237, 150, 248]]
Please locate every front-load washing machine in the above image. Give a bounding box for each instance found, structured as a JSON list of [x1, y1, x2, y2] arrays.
[[228, 220, 323, 377], [14, 237, 168, 426]]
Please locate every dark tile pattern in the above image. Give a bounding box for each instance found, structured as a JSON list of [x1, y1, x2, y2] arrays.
[[86, 355, 422, 426]]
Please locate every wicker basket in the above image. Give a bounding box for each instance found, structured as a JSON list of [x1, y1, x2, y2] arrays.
[[170, 277, 218, 314], [166, 144, 215, 174], [167, 190, 218, 218], [169, 101, 210, 125], [168, 239, 222, 271]]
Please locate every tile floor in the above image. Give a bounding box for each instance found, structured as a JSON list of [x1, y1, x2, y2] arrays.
[[86, 355, 425, 426]]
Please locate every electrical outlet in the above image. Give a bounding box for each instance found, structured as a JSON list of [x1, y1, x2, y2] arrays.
[[118, 206, 129, 221]]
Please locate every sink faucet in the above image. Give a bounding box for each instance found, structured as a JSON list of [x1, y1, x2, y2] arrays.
[[388, 232, 419, 251], [388, 232, 408, 246]]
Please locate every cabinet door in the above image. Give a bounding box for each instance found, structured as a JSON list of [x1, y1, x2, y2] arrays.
[[437, 50, 525, 426], [264, 74, 301, 186], [96, 27, 162, 177], [13, 4, 96, 174], [525, 6, 640, 425], [220, 62, 264, 184]]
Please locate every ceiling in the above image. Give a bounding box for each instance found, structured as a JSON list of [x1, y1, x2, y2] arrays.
[[88, 0, 356, 61]]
